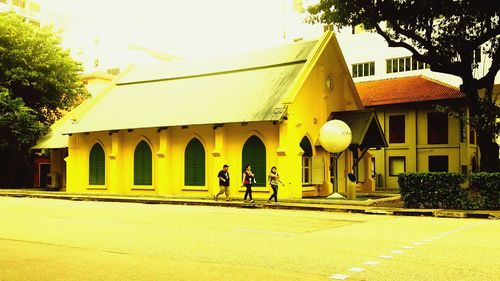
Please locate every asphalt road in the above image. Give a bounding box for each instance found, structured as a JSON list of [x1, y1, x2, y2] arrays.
[[0, 197, 498, 281]]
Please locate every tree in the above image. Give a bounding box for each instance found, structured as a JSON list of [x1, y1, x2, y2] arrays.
[[308, 0, 500, 172], [0, 12, 88, 186], [0, 90, 46, 186]]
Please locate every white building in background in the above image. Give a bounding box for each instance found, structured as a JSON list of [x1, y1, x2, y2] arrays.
[[286, 0, 495, 86], [0, 0, 41, 26]]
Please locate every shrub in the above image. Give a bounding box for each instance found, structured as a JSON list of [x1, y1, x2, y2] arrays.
[[468, 173, 500, 210], [398, 173, 469, 209]]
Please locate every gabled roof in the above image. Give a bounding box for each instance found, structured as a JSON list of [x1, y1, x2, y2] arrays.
[[330, 110, 388, 149], [32, 95, 102, 149], [356, 76, 465, 107], [62, 35, 330, 134], [33, 82, 116, 149]]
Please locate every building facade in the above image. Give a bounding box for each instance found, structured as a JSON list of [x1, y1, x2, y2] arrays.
[[356, 76, 479, 188], [39, 31, 386, 198]]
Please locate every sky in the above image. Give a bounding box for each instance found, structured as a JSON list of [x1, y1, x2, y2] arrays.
[[39, 0, 320, 60]]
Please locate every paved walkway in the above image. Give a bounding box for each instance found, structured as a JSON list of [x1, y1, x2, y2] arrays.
[[0, 189, 497, 219]]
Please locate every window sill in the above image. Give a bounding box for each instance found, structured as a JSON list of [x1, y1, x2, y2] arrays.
[[182, 186, 208, 191], [87, 185, 107, 190], [132, 186, 155, 191], [302, 186, 316, 192]]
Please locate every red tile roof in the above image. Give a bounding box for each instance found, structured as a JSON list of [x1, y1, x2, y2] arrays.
[[356, 76, 465, 107]]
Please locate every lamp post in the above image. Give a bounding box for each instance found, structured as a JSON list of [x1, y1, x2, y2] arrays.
[[318, 120, 356, 199]]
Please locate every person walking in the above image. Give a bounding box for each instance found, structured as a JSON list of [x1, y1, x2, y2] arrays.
[[214, 164, 230, 201], [241, 165, 255, 203], [267, 166, 284, 203]]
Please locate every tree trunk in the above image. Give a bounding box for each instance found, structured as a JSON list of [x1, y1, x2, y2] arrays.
[[477, 134, 499, 172], [463, 81, 500, 172]]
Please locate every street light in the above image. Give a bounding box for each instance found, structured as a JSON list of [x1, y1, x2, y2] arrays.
[[318, 120, 356, 199]]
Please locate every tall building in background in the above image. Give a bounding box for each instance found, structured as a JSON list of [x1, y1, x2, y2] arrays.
[[0, 0, 41, 26]]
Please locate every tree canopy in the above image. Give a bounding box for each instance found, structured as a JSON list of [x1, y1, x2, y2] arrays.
[[0, 12, 88, 186], [308, 0, 500, 171]]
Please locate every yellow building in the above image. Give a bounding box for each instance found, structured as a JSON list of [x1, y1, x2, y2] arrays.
[[44, 31, 386, 198], [356, 76, 480, 188], [32, 72, 116, 189]]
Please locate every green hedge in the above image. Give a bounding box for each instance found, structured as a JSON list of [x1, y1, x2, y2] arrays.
[[398, 173, 469, 209], [468, 173, 500, 210]]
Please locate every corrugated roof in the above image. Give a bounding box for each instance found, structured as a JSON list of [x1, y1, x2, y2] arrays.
[[32, 129, 68, 149], [118, 41, 316, 84], [33, 99, 91, 149], [33, 83, 115, 149], [356, 76, 465, 107], [63, 39, 320, 134]]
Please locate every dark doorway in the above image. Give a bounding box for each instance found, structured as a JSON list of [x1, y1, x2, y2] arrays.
[[39, 163, 50, 188]]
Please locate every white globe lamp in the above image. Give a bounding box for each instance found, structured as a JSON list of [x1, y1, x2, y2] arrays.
[[318, 120, 352, 153], [319, 119, 356, 200]]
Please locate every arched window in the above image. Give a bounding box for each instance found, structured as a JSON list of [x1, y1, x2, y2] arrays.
[[184, 138, 205, 186], [89, 143, 105, 185], [242, 136, 266, 187], [134, 140, 152, 185], [300, 136, 313, 185]]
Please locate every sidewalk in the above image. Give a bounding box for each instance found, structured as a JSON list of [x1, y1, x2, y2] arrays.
[[0, 189, 498, 219]]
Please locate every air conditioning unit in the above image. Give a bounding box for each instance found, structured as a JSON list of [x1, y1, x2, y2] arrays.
[[47, 172, 60, 190]]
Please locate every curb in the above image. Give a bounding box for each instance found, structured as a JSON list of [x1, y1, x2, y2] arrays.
[[0, 191, 497, 219]]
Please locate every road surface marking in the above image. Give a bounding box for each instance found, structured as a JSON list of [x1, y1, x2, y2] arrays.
[[327, 222, 487, 280], [348, 267, 365, 272], [329, 274, 350, 280]]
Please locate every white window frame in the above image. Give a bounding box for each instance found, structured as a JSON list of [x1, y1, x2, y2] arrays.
[[302, 156, 312, 185]]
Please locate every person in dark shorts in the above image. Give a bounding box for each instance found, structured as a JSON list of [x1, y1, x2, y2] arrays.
[[215, 164, 230, 201]]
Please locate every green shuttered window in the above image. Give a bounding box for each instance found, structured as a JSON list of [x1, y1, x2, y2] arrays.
[[89, 143, 105, 185], [134, 140, 152, 185], [242, 136, 266, 187], [184, 138, 205, 186]]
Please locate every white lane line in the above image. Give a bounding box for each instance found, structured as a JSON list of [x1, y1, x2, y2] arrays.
[[329, 273, 350, 280], [348, 267, 365, 273], [328, 222, 488, 279], [327, 222, 487, 279], [231, 228, 294, 236]]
